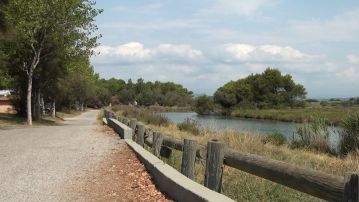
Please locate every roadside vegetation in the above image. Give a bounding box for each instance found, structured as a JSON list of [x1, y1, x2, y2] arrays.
[[115, 105, 170, 126], [113, 106, 359, 201]]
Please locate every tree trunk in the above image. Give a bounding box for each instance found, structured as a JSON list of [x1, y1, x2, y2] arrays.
[[80, 102, 84, 111], [41, 97, 45, 115], [33, 89, 41, 121], [27, 74, 33, 125], [52, 99, 56, 118]]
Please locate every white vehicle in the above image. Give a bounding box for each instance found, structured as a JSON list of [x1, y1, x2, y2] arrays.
[[0, 90, 11, 97]]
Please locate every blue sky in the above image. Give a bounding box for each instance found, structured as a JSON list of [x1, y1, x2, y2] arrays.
[[91, 0, 359, 98]]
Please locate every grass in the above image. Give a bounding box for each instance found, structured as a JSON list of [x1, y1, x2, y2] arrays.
[[231, 107, 359, 126], [290, 116, 335, 154], [339, 112, 359, 155], [115, 105, 170, 126], [262, 132, 287, 146], [177, 118, 201, 135], [0, 113, 61, 128], [146, 123, 359, 201], [0, 110, 86, 128], [115, 106, 359, 201]]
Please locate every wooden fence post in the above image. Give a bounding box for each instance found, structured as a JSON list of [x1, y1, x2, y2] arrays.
[[104, 110, 108, 119], [344, 172, 359, 202], [152, 132, 164, 157], [204, 139, 224, 192], [181, 139, 198, 180], [130, 119, 137, 140], [130, 119, 137, 130], [136, 123, 145, 147]]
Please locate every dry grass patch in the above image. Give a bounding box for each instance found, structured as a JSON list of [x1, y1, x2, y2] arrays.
[[147, 123, 359, 201]]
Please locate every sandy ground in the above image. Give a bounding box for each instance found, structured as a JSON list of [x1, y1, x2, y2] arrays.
[[0, 110, 171, 202]]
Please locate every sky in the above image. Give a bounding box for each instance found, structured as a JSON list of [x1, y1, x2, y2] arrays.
[[91, 0, 359, 98]]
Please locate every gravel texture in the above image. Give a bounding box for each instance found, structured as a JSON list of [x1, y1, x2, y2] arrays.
[[0, 110, 170, 202]]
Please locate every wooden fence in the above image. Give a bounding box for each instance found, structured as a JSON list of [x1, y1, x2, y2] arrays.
[[104, 110, 358, 202]]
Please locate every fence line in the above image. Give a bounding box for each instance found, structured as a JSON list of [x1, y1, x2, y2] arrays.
[[104, 110, 358, 202]]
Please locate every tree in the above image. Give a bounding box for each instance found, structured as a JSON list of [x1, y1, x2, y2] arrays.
[[214, 68, 306, 109], [4, 0, 101, 125], [194, 95, 215, 115]]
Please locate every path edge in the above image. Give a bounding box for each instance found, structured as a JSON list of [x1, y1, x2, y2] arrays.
[[125, 139, 234, 202]]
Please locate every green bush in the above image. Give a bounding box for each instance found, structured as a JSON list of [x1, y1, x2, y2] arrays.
[[177, 118, 201, 135], [262, 132, 287, 146], [290, 116, 335, 154], [339, 112, 359, 155]]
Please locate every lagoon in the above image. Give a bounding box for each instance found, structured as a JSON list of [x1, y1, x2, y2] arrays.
[[163, 112, 340, 146]]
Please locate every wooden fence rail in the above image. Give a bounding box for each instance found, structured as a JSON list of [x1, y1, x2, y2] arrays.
[[104, 110, 358, 202]]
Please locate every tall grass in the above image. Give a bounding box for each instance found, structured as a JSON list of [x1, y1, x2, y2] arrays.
[[262, 132, 287, 146], [290, 116, 335, 154], [147, 123, 359, 201], [177, 118, 201, 135], [339, 112, 359, 155], [113, 105, 170, 126], [231, 107, 359, 126]]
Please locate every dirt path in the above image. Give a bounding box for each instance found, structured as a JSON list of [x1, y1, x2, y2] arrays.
[[0, 110, 171, 202]]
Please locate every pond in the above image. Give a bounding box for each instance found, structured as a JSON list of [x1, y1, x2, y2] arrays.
[[162, 112, 340, 147]]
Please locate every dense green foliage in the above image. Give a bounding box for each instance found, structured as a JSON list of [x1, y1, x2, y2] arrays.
[[194, 95, 216, 115], [93, 78, 194, 107], [0, 0, 101, 122], [214, 68, 306, 110], [339, 112, 359, 155]]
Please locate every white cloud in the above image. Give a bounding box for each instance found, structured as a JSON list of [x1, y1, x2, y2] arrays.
[[93, 42, 202, 63], [336, 67, 359, 80], [347, 54, 359, 65], [199, 0, 277, 17], [289, 9, 359, 42], [154, 44, 202, 59], [223, 43, 312, 62], [93, 42, 151, 60]]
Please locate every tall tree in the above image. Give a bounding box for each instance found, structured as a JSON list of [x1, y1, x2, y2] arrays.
[[4, 0, 101, 125]]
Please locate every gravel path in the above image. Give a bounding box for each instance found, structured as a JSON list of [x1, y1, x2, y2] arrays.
[[0, 110, 169, 202]]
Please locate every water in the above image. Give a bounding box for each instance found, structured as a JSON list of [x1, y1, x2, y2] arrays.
[[163, 112, 340, 146]]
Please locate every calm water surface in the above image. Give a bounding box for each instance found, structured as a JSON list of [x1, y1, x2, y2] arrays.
[[163, 112, 339, 146]]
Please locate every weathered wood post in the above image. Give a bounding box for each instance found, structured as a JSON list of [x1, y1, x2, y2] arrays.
[[130, 119, 137, 140], [204, 139, 225, 192], [181, 139, 198, 180], [130, 119, 137, 130], [344, 172, 359, 202], [136, 123, 145, 147], [152, 132, 164, 157]]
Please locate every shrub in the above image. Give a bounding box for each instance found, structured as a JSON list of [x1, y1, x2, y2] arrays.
[[262, 132, 287, 146], [143, 112, 170, 126], [290, 116, 335, 154], [339, 112, 359, 155], [115, 105, 169, 126], [177, 118, 201, 135]]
